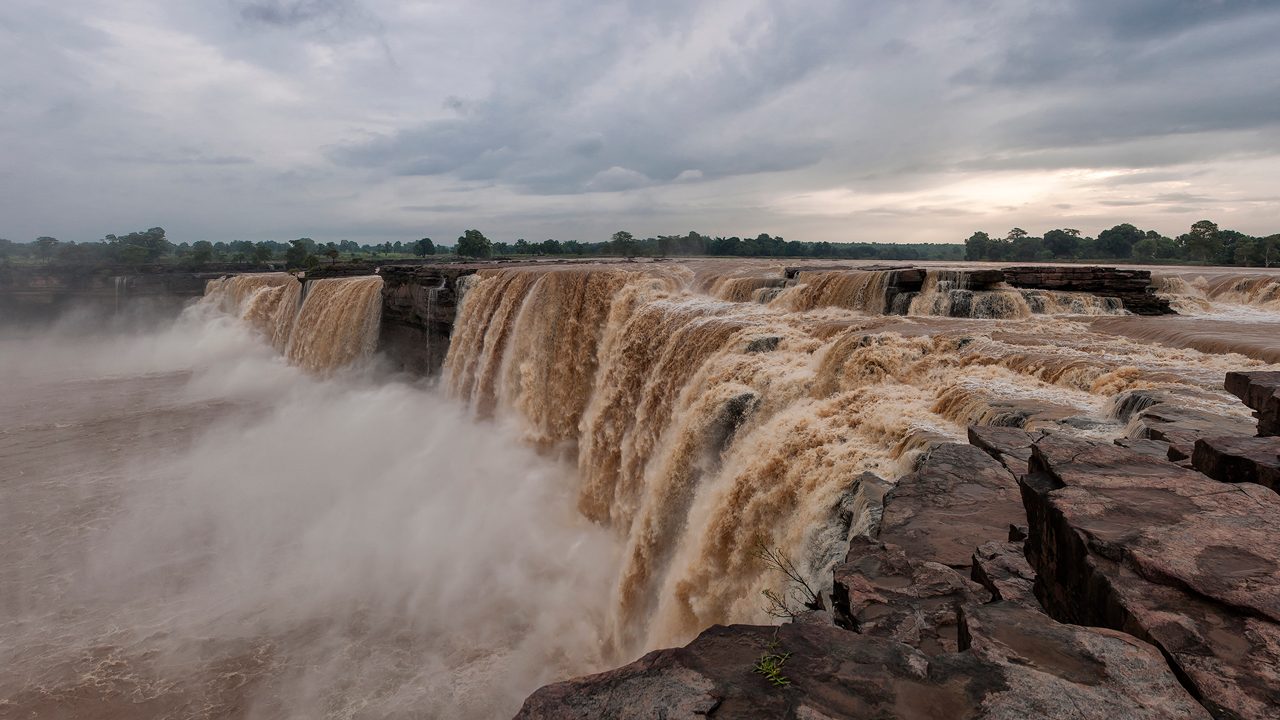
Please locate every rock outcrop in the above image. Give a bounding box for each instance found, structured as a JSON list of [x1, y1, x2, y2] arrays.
[[1225, 370, 1280, 436], [1001, 265, 1172, 315], [377, 265, 477, 375], [1021, 435, 1280, 719], [875, 443, 1024, 570], [516, 615, 1208, 720], [1192, 435, 1280, 492]]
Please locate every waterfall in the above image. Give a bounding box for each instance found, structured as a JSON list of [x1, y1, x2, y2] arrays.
[[769, 270, 895, 313], [202, 273, 383, 372]]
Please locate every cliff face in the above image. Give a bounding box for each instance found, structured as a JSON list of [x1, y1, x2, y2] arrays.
[[377, 266, 477, 375]]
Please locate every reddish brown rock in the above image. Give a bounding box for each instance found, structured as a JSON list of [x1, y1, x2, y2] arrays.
[[1192, 435, 1280, 492], [832, 537, 988, 655], [1021, 435, 1280, 719], [967, 425, 1048, 474], [516, 610, 1208, 719], [877, 443, 1024, 570], [971, 541, 1037, 606], [1225, 370, 1280, 436]]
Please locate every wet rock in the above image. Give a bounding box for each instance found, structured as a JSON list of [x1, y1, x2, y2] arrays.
[[1114, 388, 1257, 449], [878, 443, 1024, 570], [832, 537, 987, 655], [834, 471, 890, 539], [1192, 435, 1280, 492], [1001, 265, 1172, 315], [971, 542, 1036, 606], [967, 425, 1048, 474], [517, 609, 1208, 719], [744, 335, 781, 353], [1225, 370, 1280, 436], [1021, 435, 1280, 719]]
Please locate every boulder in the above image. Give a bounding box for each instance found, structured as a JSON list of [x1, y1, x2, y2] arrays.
[[1225, 370, 1280, 436], [1192, 435, 1280, 492], [1021, 435, 1280, 719], [878, 443, 1024, 570]]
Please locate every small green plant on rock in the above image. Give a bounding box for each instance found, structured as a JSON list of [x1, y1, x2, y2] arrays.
[[753, 650, 792, 686]]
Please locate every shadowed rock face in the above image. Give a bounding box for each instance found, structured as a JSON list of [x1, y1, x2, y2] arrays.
[[1022, 435, 1280, 719], [1225, 371, 1280, 437], [971, 541, 1037, 606], [1192, 436, 1280, 492]]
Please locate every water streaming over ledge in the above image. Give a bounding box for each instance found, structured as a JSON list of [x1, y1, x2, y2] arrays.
[[203, 273, 384, 372], [438, 264, 1275, 659]]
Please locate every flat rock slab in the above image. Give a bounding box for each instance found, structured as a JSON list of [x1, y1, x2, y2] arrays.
[[968, 425, 1048, 474], [1022, 435, 1280, 719], [878, 443, 1024, 570], [1193, 435, 1280, 492], [516, 612, 1208, 719], [1225, 370, 1280, 437]]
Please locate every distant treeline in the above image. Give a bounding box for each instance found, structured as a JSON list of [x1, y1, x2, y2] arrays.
[[3, 219, 1277, 269], [963, 221, 1279, 267]]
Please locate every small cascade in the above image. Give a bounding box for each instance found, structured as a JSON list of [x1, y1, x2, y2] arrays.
[[1019, 290, 1125, 315], [112, 275, 129, 312], [285, 276, 385, 374], [203, 273, 302, 351], [1154, 272, 1280, 314], [769, 270, 895, 313], [707, 276, 788, 303], [202, 273, 383, 373], [908, 271, 1032, 319]]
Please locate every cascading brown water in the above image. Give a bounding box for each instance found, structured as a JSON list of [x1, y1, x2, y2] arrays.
[[286, 276, 385, 373], [441, 264, 1276, 660], [202, 273, 383, 372]]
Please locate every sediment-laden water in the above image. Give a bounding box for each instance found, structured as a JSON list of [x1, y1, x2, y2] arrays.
[[2, 261, 1278, 718]]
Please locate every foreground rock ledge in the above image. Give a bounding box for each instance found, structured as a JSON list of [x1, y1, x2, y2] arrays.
[[1022, 435, 1280, 719], [515, 613, 1206, 719]]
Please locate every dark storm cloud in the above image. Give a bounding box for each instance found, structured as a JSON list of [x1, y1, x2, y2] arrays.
[[2, 0, 1280, 243]]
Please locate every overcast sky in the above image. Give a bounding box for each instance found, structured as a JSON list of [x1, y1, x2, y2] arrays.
[[2, 0, 1277, 245]]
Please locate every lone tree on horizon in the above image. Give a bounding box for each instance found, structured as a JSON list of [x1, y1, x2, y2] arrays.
[[456, 229, 492, 258]]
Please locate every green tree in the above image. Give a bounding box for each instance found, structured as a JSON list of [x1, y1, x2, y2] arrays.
[[513, 238, 532, 255], [191, 240, 214, 264], [323, 244, 340, 264], [414, 238, 435, 257], [1096, 223, 1145, 258], [253, 242, 274, 263], [964, 231, 991, 261], [1006, 227, 1028, 241], [1180, 220, 1221, 263], [456, 229, 492, 258], [611, 230, 636, 257], [286, 239, 309, 268], [1043, 229, 1080, 258], [33, 236, 60, 258]]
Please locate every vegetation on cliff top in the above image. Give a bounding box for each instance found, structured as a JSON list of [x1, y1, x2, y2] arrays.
[[3, 218, 1277, 269]]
